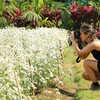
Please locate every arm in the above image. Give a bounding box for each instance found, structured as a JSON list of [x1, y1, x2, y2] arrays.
[[70, 32, 95, 59], [72, 40, 90, 58]]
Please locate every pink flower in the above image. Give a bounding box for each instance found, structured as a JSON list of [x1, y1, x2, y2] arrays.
[[76, 12, 81, 19], [72, 2, 77, 7], [72, 8, 77, 13], [96, 31, 100, 35], [13, 17, 17, 23], [16, 9, 21, 15], [55, 8, 59, 13], [70, 2, 78, 13], [70, 6, 78, 13], [42, 6, 47, 11], [32, 21, 37, 26], [79, 6, 83, 13], [83, 6, 91, 13], [96, 31, 100, 39], [47, 11, 52, 16]]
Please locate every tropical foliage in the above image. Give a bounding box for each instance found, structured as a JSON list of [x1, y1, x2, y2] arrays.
[[0, 0, 99, 32], [70, 1, 100, 38], [70, 2, 99, 29], [4, 0, 63, 28]]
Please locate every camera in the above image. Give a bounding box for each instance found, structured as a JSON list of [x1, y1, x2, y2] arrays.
[[74, 30, 82, 49], [74, 30, 82, 63], [68, 30, 82, 63], [74, 30, 80, 40]]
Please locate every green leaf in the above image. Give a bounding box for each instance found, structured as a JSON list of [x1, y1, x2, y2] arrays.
[[0, 17, 8, 28], [31, 0, 39, 8], [23, 10, 41, 22], [0, 0, 5, 16], [61, 9, 74, 30]]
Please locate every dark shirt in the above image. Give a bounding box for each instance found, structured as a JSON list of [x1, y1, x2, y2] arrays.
[[91, 50, 100, 61]]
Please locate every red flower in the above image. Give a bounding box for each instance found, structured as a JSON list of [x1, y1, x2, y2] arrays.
[[72, 2, 77, 7], [16, 9, 21, 15], [32, 21, 37, 26], [76, 12, 81, 19], [96, 31, 100, 39], [55, 8, 59, 13], [47, 11, 52, 16], [72, 8, 77, 13], [42, 6, 47, 11], [70, 2, 78, 13], [13, 17, 17, 23], [83, 6, 91, 13]]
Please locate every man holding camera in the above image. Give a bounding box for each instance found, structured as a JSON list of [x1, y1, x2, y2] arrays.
[[70, 23, 100, 91]]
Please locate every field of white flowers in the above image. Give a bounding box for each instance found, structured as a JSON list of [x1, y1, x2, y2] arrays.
[[0, 27, 69, 100]]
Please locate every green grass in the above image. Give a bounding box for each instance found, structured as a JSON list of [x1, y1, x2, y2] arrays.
[[63, 46, 76, 63]]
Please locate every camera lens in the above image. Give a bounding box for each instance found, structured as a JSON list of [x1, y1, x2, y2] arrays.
[[74, 30, 80, 39]]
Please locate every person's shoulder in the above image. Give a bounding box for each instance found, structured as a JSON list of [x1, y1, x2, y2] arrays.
[[91, 39, 100, 49], [93, 39, 100, 44]]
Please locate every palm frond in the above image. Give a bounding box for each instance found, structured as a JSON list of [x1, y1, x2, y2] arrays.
[[31, 0, 44, 13], [20, 1, 30, 11], [43, 0, 54, 4], [23, 10, 41, 22], [31, 0, 39, 8]]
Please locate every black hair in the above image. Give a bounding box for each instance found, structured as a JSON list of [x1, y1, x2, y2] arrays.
[[80, 23, 96, 39], [80, 24, 95, 35]]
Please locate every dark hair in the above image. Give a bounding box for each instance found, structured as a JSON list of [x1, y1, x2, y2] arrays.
[[80, 24, 95, 35], [80, 24, 96, 39]]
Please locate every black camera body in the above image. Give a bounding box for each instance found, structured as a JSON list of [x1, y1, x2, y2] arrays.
[[74, 30, 82, 49], [74, 30, 80, 40], [74, 30, 82, 63]]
